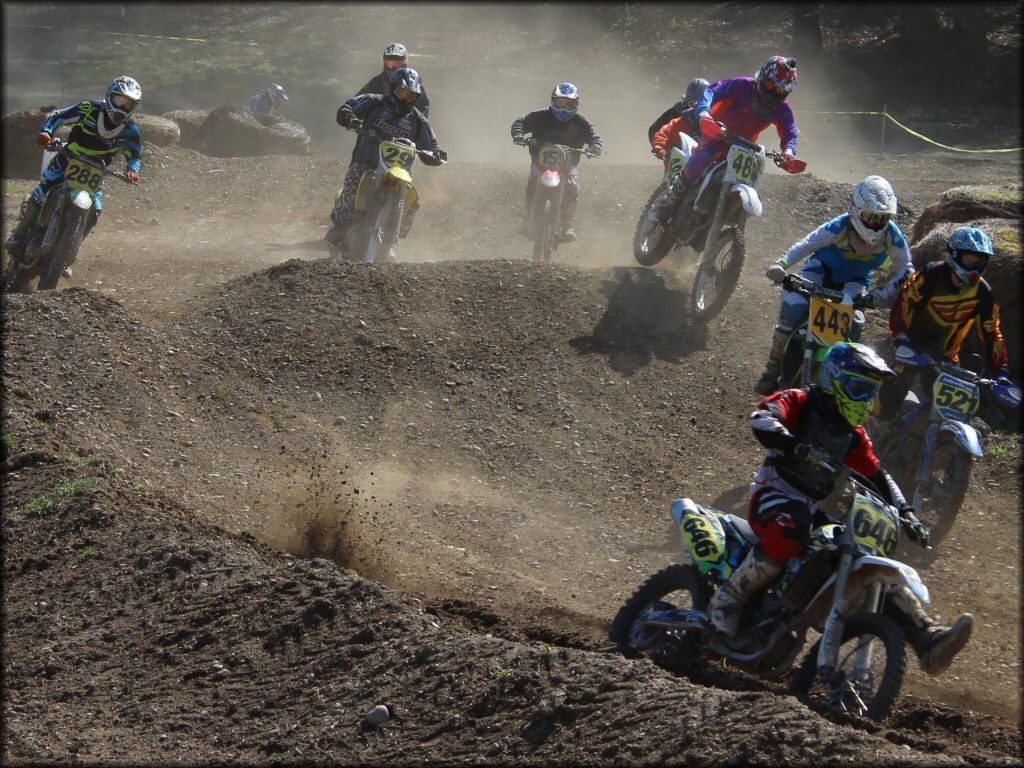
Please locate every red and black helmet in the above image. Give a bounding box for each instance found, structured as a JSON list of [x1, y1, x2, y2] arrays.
[[754, 56, 797, 109]]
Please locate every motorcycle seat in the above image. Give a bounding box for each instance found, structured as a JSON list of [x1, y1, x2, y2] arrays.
[[727, 514, 760, 545]]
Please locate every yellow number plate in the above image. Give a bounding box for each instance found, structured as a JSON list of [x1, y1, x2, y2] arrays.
[[65, 157, 103, 192], [808, 294, 854, 346], [851, 495, 898, 557], [380, 140, 415, 170]]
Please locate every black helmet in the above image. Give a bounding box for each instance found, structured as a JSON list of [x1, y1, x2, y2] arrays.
[[389, 67, 423, 107], [683, 77, 709, 108]]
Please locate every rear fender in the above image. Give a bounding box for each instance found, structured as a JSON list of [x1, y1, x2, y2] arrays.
[[671, 498, 743, 579]]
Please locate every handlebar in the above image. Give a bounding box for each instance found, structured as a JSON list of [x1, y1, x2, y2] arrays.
[[796, 445, 931, 548], [346, 124, 448, 164], [514, 138, 600, 158], [47, 138, 137, 185], [779, 273, 848, 304], [719, 129, 805, 172]]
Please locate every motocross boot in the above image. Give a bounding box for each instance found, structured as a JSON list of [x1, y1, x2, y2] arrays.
[[648, 175, 690, 226], [559, 198, 578, 242], [708, 547, 784, 638], [885, 585, 973, 676], [754, 325, 792, 397], [4, 198, 42, 259]]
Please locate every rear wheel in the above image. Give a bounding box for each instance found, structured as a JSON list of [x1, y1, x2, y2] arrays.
[[690, 226, 745, 321], [790, 612, 907, 721], [913, 434, 971, 547], [39, 209, 85, 290], [609, 564, 710, 673], [632, 183, 674, 266]]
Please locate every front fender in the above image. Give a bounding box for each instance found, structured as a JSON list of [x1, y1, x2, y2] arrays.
[[732, 183, 762, 217], [941, 420, 983, 457], [70, 188, 93, 210]]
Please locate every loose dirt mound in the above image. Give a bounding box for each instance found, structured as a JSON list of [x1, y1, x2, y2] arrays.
[[2, 140, 1021, 764], [195, 105, 312, 157]]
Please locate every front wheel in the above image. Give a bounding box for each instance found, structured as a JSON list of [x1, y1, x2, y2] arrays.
[[365, 192, 403, 264], [39, 209, 85, 290], [913, 434, 972, 547], [609, 564, 710, 673], [632, 183, 674, 267], [533, 198, 555, 263], [690, 226, 745, 321], [2, 257, 35, 294], [790, 612, 907, 721]]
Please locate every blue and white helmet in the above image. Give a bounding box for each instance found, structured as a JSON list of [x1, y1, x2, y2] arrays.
[[945, 226, 994, 287], [550, 82, 580, 122], [267, 83, 289, 104], [104, 75, 142, 126]]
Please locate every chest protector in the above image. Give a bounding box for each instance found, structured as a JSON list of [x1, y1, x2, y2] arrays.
[[774, 389, 854, 499]]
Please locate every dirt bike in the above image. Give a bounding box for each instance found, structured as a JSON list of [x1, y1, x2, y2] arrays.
[[328, 126, 447, 264], [517, 139, 599, 263], [3, 139, 135, 293], [633, 129, 806, 321], [871, 348, 1022, 548], [610, 454, 933, 721], [775, 273, 868, 392]]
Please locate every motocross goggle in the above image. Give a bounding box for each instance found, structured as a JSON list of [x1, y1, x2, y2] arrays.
[[836, 370, 882, 402], [859, 211, 892, 231], [760, 79, 790, 98], [551, 96, 579, 110], [384, 56, 407, 70], [393, 85, 419, 104], [109, 93, 138, 112]]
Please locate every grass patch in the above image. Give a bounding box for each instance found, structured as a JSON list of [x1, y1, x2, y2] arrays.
[[3, 180, 34, 196], [25, 477, 104, 518], [2, 432, 15, 456], [66, 453, 111, 469], [75, 546, 99, 565]]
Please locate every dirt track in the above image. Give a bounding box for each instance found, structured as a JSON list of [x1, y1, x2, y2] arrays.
[[1, 140, 1022, 764]]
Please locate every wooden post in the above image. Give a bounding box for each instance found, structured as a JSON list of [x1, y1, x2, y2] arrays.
[[880, 104, 887, 156]]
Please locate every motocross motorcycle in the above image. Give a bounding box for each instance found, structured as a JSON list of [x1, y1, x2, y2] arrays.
[[328, 126, 447, 264], [774, 273, 868, 393], [633, 128, 806, 321], [3, 139, 135, 293], [871, 348, 1022, 548], [610, 454, 933, 721], [517, 140, 599, 263]]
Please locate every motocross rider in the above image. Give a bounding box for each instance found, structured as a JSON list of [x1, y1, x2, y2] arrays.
[[510, 82, 604, 243], [650, 78, 708, 175], [754, 176, 914, 396], [709, 342, 974, 676], [647, 77, 709, 144], [248, 83, 289, 115], [874, 226, 1012, 423], [5, 76, 143, 279], [649, 56, 804, 226], [324, 67, 444, 258], [355, 42, 430, 116]]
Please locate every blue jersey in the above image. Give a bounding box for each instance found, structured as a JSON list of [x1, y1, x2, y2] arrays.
[[779, 214, 913, 305], [336, 94, 439, 168], [42, 100, 143, 173]]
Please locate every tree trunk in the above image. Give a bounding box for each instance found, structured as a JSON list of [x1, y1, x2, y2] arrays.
[[792, 4, 823, 51], [950, 6, 989, 61]]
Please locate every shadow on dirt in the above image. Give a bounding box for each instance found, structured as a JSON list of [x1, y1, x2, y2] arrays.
[[570, 267, 707, 374]]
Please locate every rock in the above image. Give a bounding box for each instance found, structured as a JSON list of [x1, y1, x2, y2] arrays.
[[134, 114, 181, 146], [2, 106, 61, 179], [162, 109, 210, 149], [365, 704, 390, 726], [194, 105, 312, 158]]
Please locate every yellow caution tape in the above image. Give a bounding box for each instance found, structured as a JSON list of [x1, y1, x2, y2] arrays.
[[6, 22, 257, 44], [799, 110, 1022, 153]]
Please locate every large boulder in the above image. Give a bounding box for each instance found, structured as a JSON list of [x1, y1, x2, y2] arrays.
[[133, 114, 181, 146], [910, 182, 1022, 245], [2, 106, 60, 179], [162, 109, 209, 149], [193, 105, 311, 157]]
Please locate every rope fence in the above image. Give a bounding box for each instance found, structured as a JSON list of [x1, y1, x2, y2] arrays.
[[800, 108, 1022, 154]]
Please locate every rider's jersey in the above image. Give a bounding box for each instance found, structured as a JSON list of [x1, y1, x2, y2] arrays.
[[42, 100, 143, 173], [337, 94, 441, 168], [778, 214, 913, 304], [694, 76, 799, 156], [890, 261, 1010, 375], [651, 109, 701, 156], [356, 71, 430, 116], [751, 386, 889, 502], [647, 100, 686, 143], [511, 109, 603, 164]]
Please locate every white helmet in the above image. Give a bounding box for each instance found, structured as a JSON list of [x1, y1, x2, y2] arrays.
[[849, 175, 897, 246]]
